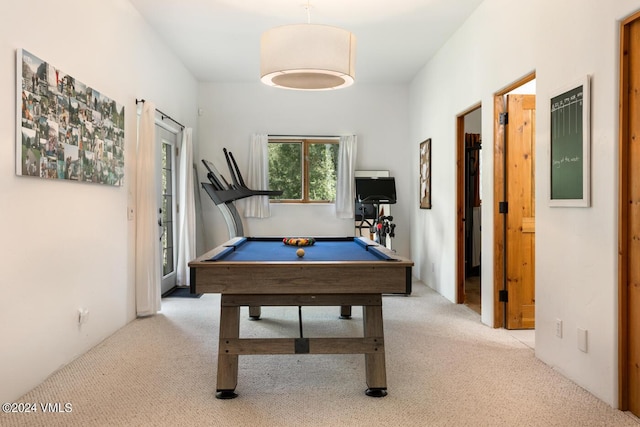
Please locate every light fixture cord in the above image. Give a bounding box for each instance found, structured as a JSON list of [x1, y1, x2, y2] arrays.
[[305, 0, 311, 24]]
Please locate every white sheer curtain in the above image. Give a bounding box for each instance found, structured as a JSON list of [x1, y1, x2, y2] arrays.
[[335, 135, 357, 218], [244, 133, 271, 218], [177, 128, 195, 287], [136, 101, 161, 316]]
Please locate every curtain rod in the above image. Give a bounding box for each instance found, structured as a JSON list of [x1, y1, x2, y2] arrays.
[[136, 98, 185, 130]]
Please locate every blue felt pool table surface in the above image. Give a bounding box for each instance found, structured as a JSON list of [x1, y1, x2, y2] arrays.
[[208, 237, 393, 262]]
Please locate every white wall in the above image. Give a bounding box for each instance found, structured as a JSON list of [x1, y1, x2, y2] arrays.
[[464, 108, 481, 134], [0, 0, 198, 402], [409, 0, 640, 406], [196, 82, 411, 258]]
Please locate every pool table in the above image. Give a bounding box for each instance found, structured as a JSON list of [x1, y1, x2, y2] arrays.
[[189, 236, 414, 399]]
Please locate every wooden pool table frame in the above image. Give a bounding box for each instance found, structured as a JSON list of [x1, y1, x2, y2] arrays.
[[189, 236, 413, 399]]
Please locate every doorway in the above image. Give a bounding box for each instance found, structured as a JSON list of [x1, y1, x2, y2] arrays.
[[456, 106, 482, 314], [493, 74, 536, 329], [618, 9, 640, 416], [157, 125, 178, 295]]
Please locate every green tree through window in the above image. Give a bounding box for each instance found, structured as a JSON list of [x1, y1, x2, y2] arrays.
[[268, 139, 339, 202], [268, 142, 302, 200]]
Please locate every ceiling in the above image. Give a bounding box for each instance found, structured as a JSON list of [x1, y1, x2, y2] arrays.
[[128, 0, 484, 84]]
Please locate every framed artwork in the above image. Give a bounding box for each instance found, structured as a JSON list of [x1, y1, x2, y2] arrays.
[[16, 48, 125, 186], [549, 75, 590, 207], [419, 138, 431, 209]]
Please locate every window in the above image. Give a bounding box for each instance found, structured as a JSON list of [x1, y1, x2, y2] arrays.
[[156, 125, 178, 295], [268, 138, 339, 203], [160, 139, 175, 277]]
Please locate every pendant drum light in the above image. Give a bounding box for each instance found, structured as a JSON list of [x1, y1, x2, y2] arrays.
[[260, 9, 356, 90]]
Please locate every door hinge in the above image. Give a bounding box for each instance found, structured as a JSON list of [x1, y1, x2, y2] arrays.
[[175, 146, 179, 157], [499, 112, 508, 125], [499, 201, 508, 214], [499, 289, 508, 302]]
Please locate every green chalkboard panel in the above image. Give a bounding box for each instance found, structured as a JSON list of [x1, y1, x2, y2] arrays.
[[549, 76, 590, 207]]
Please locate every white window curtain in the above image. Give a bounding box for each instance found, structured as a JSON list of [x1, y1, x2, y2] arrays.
[[335, 135, 357, 218], [136, 101, 161, 316], [177, 128, 196, 287], [243, 133, 271, 218]]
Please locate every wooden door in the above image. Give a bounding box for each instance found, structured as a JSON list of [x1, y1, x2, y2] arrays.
[[505, 94, 536, 329], [619, 10, 640, 416]]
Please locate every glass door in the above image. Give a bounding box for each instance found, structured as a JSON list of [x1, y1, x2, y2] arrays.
[[157, 125, 178, 295]]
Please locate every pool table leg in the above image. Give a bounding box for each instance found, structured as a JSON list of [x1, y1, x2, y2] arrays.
[[363, 301, 388, 397], [216, 302, 240, 399], [248, 305, 261, 320], [340, 305, 352, 319]]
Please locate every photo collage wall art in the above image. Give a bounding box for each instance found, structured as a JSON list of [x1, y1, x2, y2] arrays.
[[17, 48, 125, 186]]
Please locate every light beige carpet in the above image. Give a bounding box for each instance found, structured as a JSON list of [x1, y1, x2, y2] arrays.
[[2, 282, 638, 427]]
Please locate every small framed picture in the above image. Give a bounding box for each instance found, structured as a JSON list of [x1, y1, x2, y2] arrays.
[[419, 138, 431, 209]]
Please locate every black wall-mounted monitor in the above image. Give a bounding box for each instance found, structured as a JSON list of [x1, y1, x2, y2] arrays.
[[355, 177, 397, 204]]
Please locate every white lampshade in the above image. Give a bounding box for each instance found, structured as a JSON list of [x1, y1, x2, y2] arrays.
[[260, 24, 356, 90]]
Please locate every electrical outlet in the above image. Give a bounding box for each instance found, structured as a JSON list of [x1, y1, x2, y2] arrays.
[[577, 328, 588, 352], [127, 206, 134, 221], [78, 308, 89, 325], [555, 319, 563, 338]]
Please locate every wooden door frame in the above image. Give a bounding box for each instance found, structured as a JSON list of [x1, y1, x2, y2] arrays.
[[618, 9, 640, 411], [456, 104, 482, 304], [492, 72, 536, 328]]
